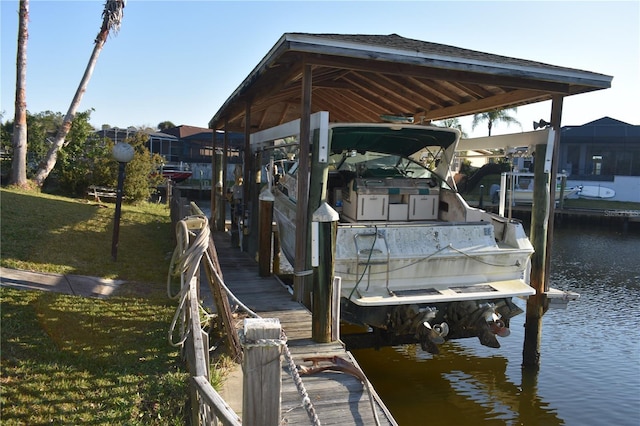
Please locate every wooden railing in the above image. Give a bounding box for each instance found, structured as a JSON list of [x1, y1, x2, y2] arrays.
[[183, 279, 241, 426]]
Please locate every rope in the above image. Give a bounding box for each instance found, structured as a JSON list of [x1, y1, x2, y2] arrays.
[[338, 242, 521, 279], [203, 251, 322, 425], [168, 214, 322, 425], [167, 215, 210, 346], [281, 332, 322, 426]]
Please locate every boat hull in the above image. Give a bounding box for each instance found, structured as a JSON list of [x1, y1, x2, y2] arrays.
[[273, 190, 534, 307]]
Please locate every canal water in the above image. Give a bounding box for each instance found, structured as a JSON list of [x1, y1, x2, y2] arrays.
[[350, 224, 640, 425]]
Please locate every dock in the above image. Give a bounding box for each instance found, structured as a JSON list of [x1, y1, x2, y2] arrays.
[[211, 230, 397, 426]]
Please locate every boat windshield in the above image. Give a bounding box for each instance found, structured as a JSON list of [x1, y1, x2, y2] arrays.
[[330, 150, 452, 189]]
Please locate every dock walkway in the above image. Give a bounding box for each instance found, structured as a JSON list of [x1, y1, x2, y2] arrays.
[[210, 231, 397, 426]]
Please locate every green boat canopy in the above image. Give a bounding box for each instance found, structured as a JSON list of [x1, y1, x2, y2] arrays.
[[330, 125, 459, 157]]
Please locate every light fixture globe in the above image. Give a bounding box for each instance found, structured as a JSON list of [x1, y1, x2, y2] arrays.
[[112, 142, 135, 163]]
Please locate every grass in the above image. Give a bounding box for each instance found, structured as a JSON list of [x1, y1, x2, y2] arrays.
[[1, 188, 173, 284], [0, 187, 230, 425]]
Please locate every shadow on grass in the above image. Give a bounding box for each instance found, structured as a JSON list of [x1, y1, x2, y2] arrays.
[[1, 189, 174, 285], [1, 288, 188, 425]]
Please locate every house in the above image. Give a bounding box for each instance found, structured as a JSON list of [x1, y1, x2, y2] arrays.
[[557, 117, 640, 202], [501, 117, 639, 202], [158, 125, 245, 184], [95, 125, 245, 184]]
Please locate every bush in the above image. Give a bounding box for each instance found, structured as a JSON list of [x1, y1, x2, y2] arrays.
[[121, 132, 165, 204]]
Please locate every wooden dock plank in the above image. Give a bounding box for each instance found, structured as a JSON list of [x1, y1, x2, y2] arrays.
[[210, 231, 397, 426]]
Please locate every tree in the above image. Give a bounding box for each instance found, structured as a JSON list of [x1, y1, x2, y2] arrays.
[[120, 132, 165, 203], [54, 110, 103, 195], [472, 108, 521, 136], [33, 0, 126, 187], [9, 0, 29, 188], [157, 121, 176, 131]]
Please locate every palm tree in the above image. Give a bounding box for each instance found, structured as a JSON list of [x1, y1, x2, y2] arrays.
[[9, 0, 29, 188], [158, 121, 176, 131], [472, 108, 521, 136], [34, 0, 126, 187]]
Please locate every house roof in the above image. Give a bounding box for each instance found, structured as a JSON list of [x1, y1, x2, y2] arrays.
[[562, 117, 640, 141], [208, 33, 613, 133], [160, 125, 213, 139]]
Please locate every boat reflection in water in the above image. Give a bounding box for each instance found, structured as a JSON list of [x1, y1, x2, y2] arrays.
[[352, 335, 562, 426]]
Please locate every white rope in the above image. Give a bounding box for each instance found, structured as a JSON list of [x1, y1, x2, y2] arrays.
[[168, 214, 322, 425]]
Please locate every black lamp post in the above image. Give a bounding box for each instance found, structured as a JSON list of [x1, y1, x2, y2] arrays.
[[111, 142, 134, 261]]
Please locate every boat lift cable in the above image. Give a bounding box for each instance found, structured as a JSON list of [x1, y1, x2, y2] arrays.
[[167, 214, 322, 426], [348, 226, 378, 300]]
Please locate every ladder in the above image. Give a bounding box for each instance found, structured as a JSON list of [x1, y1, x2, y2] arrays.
[[354, 230, 391, 294]]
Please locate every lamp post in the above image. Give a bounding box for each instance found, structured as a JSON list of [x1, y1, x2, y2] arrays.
[[111, 142, 135, 261]]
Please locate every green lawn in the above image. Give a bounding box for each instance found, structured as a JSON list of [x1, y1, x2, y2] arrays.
[[0, 187, 222, 425]]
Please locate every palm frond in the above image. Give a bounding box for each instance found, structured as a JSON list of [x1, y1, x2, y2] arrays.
[[96, 0, 126, 43]]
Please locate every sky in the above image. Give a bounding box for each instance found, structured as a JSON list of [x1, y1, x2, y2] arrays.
[[1, 0, 639, 138]]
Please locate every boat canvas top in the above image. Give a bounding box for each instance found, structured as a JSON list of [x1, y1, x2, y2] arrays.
[[329, 124, 459, 157]]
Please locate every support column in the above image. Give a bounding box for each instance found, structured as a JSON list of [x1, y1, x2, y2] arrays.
[[311, 203, 339, 343], [522, 95, 563, 369], [293, 61, 313, 306]]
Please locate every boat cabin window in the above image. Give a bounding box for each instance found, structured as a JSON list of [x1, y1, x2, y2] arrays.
[[329, 150, 452, 190]]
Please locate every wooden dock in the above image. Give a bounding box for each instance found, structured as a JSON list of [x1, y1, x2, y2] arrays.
[[211, 231, 397, 426]]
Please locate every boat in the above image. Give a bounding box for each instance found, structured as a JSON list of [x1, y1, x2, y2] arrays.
[[498, 172, 581, 205], [264, 121, 536, 353], [160, 162, 192, 183], [578, 185, 615, 199]]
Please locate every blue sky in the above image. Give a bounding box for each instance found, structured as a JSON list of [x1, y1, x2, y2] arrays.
[[1, 1, 638, 138]]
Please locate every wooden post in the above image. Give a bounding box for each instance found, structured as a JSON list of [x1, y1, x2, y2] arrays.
[[311, 202, 339, 342], [522, 143, 550, 369], [558, 174, 567, 211], [293, 61, 313, 305], [523, 96, 563, 370], [331, 276, 342, 342], [210, 121, 218, 229], [258, 187, 274, 277], [545, 96, 564, 286], [223, 121, 230, 230], [242, 318, 282, 426], [242, 101, 252, 253], [272, 225, 281, 276], [214, 149, 225, 231], [248, 151, 261, 258]]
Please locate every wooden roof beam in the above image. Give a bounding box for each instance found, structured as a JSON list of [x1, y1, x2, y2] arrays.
[[341, 74, 414, 115], [307, 55, 573, 94], [425, 89, 549, 120], [315, 90, 377, 121]]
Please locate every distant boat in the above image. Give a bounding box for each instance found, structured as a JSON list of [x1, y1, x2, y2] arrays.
[[160, 162, 192, 183], [499, 172, 580, 205], [578, 185, 615, 199]]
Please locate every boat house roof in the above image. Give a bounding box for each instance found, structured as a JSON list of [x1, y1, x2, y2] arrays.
[[208, 33, 612, 133]]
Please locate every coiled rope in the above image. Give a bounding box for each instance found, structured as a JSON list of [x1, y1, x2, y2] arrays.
[[167, 214, 321, 426]]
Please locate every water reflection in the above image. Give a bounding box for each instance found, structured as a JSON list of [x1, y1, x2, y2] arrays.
[[351, 226, 640, 425], [353, 340, 562, 425]]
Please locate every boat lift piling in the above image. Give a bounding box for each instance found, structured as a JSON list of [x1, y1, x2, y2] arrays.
[[522, 95, 563, 369], [293, 63, 314, 308], [258, 187, 275, 277], [311, 203, 339, 343]]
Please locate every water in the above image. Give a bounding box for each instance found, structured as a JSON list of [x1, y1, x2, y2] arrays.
[[351, 225, 640, 425]]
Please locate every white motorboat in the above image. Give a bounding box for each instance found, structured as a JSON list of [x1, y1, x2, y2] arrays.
[[500, 172, 581, 205], [264, 121, 535, 352]]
